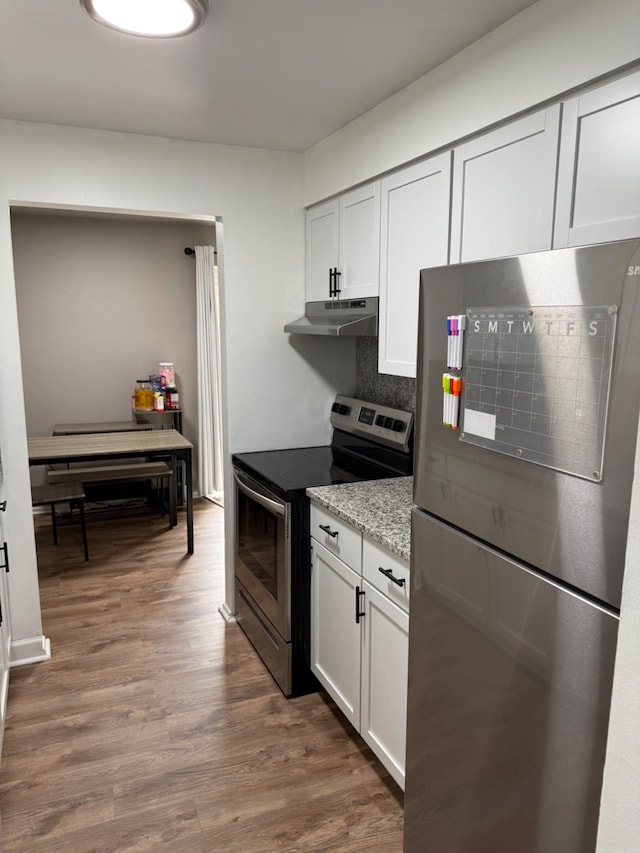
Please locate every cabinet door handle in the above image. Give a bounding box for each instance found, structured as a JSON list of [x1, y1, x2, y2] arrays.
[[329, 267, 342, 297], [378, 566, 405, 587], [319, 524, 338, 538], [355, 585, 365, 624], [0, 542, 8, 573], [0, 501, 6, 512]]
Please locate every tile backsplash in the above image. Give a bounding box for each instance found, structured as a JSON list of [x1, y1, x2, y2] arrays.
[[354, 337, 416, 412]]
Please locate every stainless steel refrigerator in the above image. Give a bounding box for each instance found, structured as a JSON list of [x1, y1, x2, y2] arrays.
[[405, 238, 640, 853]]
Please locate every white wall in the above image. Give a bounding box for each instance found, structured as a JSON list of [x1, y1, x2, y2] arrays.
[[0, 120, 355, 664], [299, 1, 640, 848], [303, 0, 640, 204]]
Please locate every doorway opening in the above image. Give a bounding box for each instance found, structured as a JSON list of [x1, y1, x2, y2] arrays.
[[11, 202, 226, 512]]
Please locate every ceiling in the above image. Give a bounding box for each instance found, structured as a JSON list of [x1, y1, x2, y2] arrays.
[[0, 0, 537, 153]]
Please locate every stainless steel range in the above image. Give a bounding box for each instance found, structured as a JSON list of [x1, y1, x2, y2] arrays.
[[232, 395, 413, 696]]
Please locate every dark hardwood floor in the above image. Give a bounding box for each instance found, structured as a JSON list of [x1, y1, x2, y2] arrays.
[[0, 498, 404, 852]]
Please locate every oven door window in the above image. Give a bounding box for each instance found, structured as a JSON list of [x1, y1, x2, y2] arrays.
[[234, 472, 291, 641], [238, 493, 280, 598]]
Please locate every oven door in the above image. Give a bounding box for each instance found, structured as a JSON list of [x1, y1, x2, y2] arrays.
[[233, 467, 291, 641]]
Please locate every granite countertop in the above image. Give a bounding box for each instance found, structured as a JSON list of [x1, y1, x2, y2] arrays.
[[307, 476, 413, 562]]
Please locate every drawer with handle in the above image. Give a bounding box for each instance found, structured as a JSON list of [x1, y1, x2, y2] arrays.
[[310, 502, 362, 571], [363, 534, 410, 612]]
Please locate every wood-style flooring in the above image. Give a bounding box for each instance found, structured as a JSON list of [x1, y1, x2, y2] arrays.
[[0, 499, 404, 852]]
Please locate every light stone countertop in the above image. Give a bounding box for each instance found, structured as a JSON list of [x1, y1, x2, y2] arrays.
[[306, 476, 413, 562]]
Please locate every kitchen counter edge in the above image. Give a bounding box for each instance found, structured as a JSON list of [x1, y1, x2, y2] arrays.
[[306, 476, 412, 562]]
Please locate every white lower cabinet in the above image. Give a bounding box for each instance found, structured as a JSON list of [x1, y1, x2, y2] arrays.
[[310, 503, 409, 789], [360, 579, 408, 788], [310, 539, 361, 727]]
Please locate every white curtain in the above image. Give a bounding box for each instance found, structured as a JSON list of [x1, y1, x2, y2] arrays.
[[195, 245, 224, 497]]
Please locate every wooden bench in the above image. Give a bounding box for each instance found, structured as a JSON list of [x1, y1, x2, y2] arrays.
[[47, 461, 177, 526]]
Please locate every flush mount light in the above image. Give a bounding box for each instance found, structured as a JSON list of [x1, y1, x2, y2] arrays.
[[80, 0, 209, 38]]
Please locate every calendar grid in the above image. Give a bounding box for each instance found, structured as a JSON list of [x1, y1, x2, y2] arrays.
[[460, 306, 617, 481]]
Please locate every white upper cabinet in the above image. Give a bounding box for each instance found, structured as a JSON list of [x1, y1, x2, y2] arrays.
[[554, 69, 640, 248], [378, 153, 451, 378], [339, 182, 381, 300], [306, 181, 380, 301], [306, 198, 339, 302], [450, 105, 561, 263]]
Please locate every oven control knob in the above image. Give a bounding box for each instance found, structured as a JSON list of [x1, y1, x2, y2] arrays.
[[376, 415, 399, 430], [332, 403, 351, 416], [392, 419, 406, 432]]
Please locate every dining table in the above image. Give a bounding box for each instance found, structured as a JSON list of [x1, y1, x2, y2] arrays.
[[28, 429, 194, 554]]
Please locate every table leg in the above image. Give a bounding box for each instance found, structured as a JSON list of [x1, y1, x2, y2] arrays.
[[168, 454, 178, 528], [185, 448, 194, 554]]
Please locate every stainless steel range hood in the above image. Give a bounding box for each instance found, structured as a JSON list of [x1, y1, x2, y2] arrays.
[[284, 297, 378, 336]]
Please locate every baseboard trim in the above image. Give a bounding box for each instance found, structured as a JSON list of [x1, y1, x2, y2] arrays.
[[218, 601, 236, 623], [10, 635, 51, 667]]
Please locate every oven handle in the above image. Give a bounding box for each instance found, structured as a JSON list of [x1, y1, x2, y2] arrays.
[[233, 469, 287, 517]]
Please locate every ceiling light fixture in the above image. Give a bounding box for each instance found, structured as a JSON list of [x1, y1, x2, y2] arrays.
[[80, 0, 209, 38]]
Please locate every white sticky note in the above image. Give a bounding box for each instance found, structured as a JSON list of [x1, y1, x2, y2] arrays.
[[463, 409, 496, 440]]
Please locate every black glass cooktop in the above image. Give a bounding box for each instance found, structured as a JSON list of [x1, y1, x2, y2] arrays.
[[233, 443, 405, 501]]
